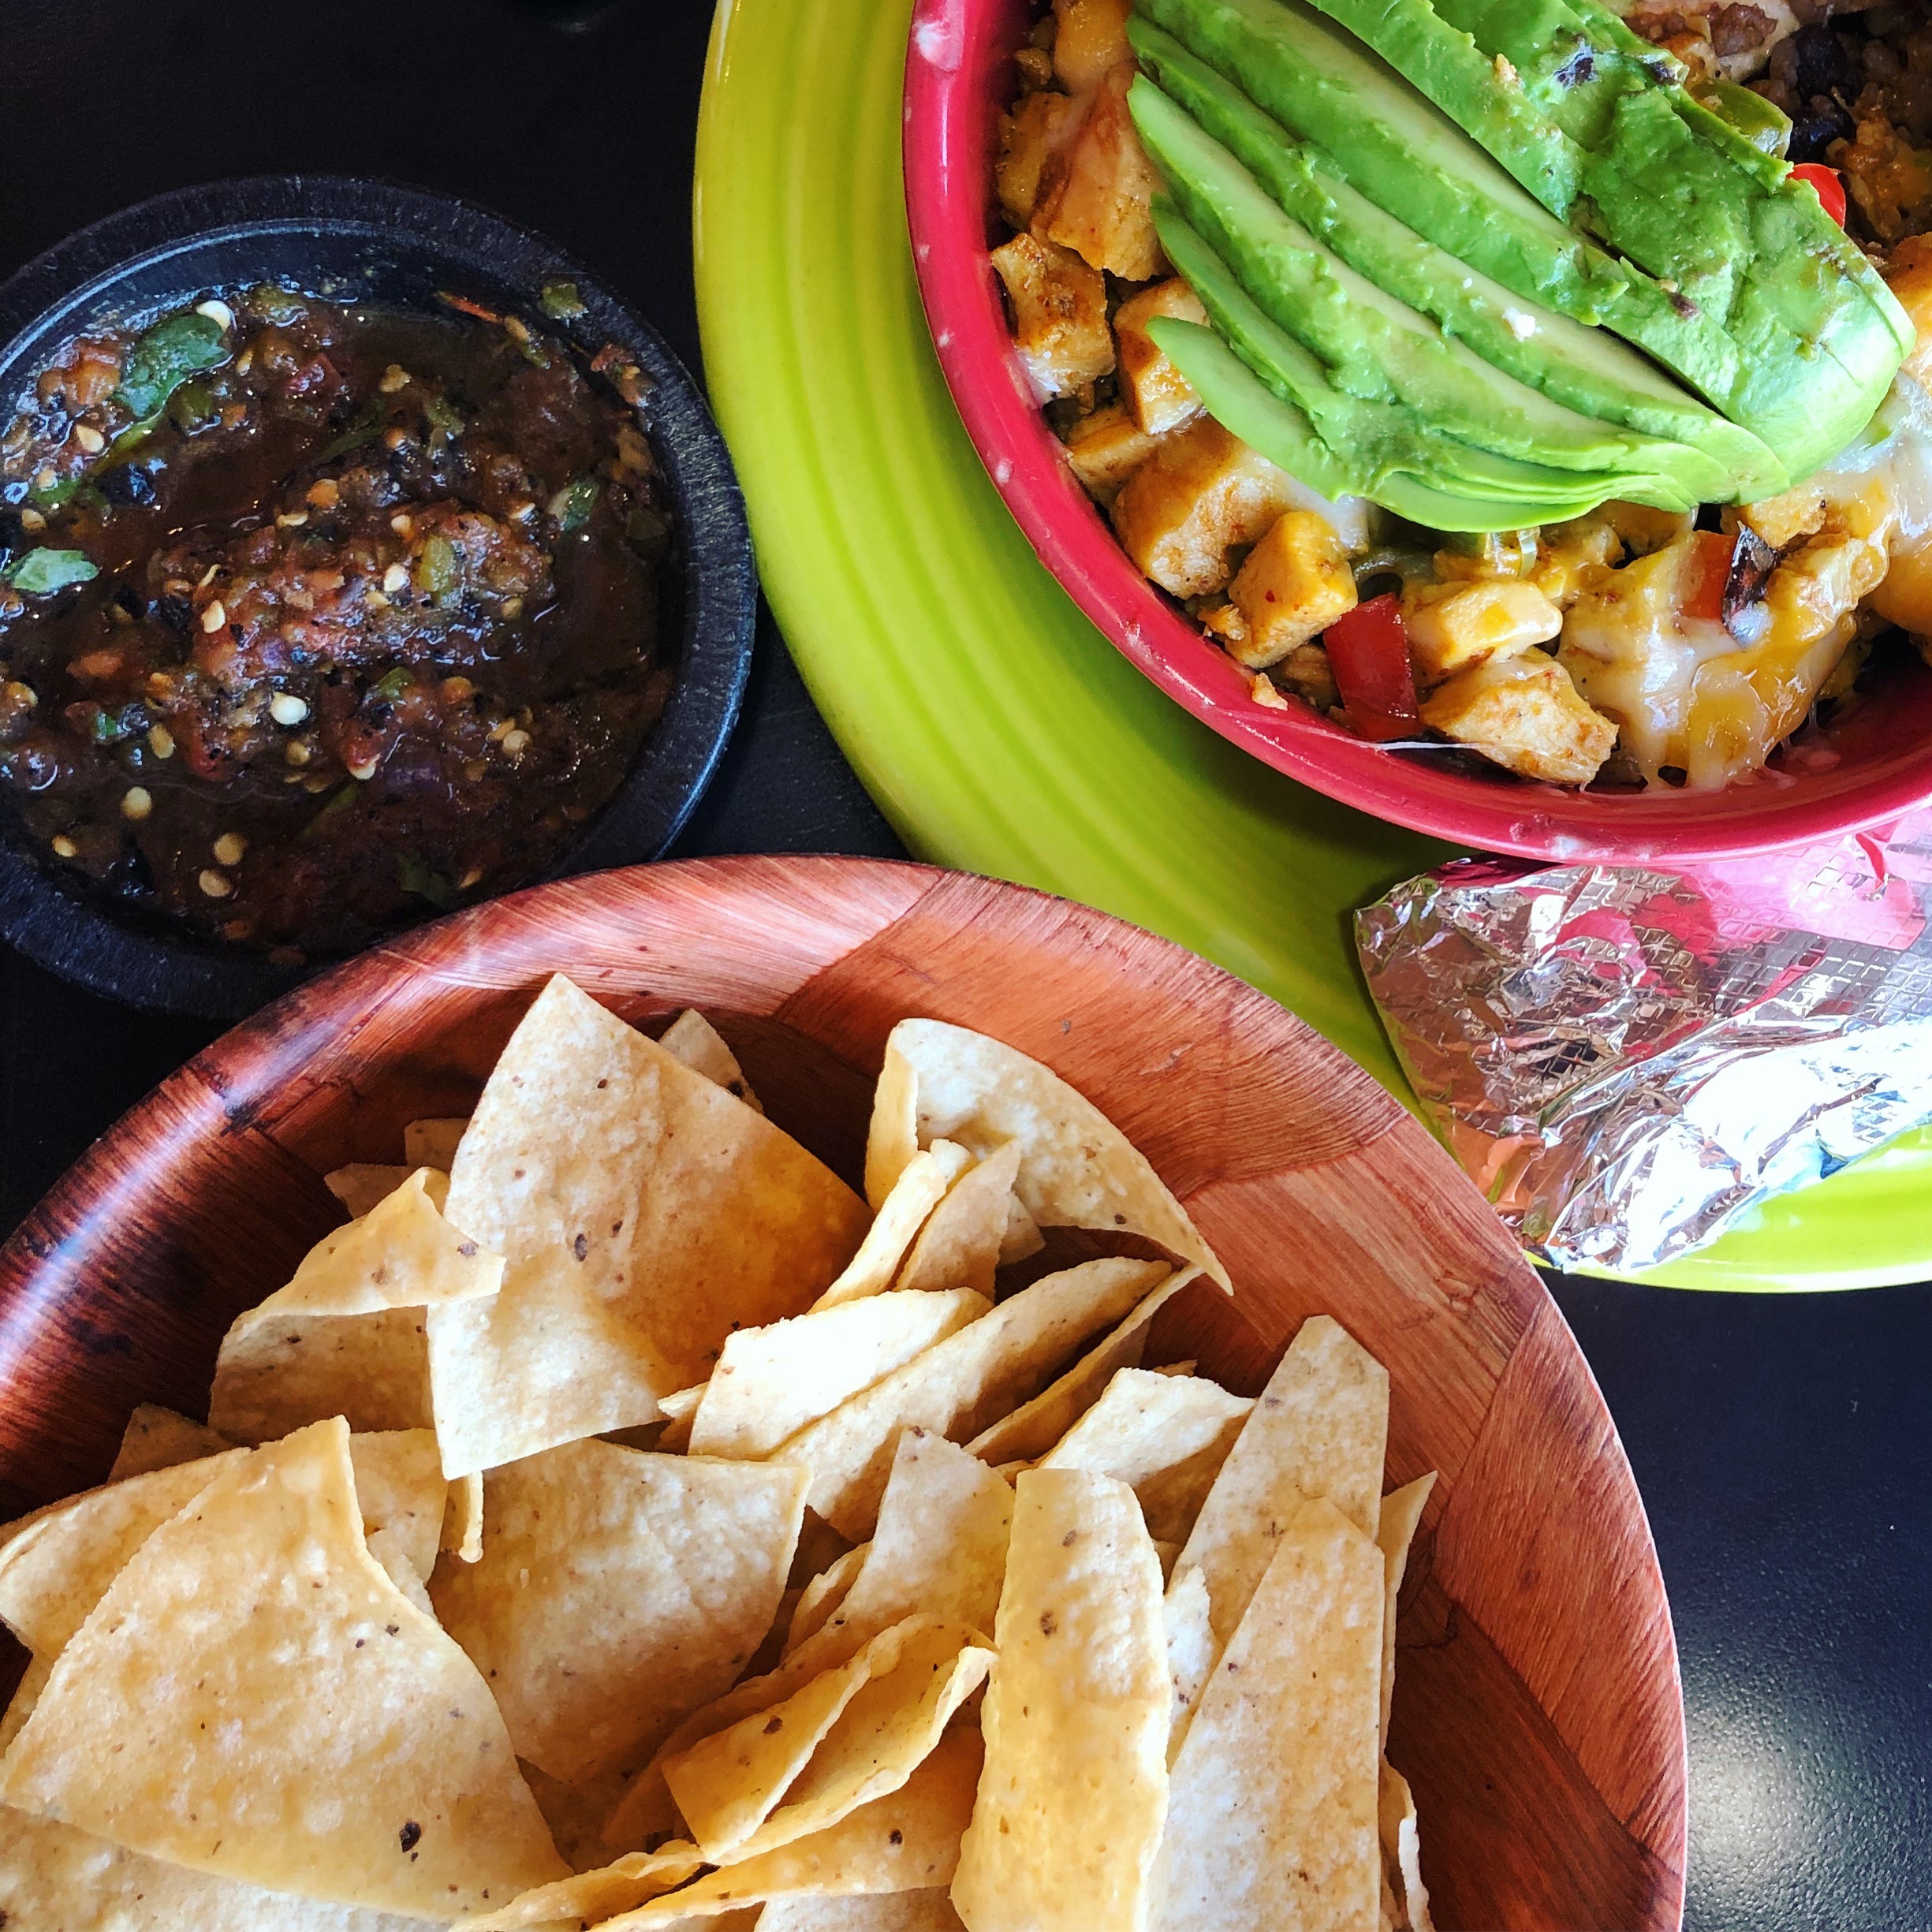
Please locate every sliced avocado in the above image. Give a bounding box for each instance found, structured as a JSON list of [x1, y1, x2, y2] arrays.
[[1691, 79, 1791, 159], [1293, 0, 1909, 473], [1127, 47, 1785, 498], [1136, 109, 1708, 504], [1148, 316, 1596, 531], [1154, 212, 1669, 518]]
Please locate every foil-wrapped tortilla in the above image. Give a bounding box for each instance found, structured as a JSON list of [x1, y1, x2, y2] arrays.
[[1356, 811, 1932, 1274]]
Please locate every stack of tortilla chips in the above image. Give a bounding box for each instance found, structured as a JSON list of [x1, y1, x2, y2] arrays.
[[0, 975, 1436, 1932]]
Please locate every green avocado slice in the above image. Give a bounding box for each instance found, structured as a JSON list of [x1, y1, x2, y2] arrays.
[[1131, 0, 1745, 409], [1147, 315, 1597, 531], [1127, 43, 1785, 498], [1137, 108, 1708, 502], [1153, 212, 1679, 518], [1292, 0, 1909, 474]]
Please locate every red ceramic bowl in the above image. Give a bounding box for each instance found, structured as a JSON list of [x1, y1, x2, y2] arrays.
[[902, 0, 1932, 863]]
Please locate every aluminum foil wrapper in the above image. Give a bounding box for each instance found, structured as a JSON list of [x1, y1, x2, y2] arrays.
[[1356, 811, 1932, 1274]]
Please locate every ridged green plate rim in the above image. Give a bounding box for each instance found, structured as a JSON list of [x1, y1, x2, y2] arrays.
[[693, 0, 1932, 1292]]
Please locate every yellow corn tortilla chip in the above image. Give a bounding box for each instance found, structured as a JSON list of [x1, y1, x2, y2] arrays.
[[762, 1891, 968, 1932], [691, 1291, 990, 1460], [1374, 1475, 1435, 1751], [365, 1527, 435, 1616], [952, 1468, 1169, 1932], [812, 1144, 972, 1311], [210, 1305, 434, 1442], [0, 1430, 445, 1661], [444, 1468, 484, 1564], [1000, 1195, 1045, 1265], [774, 1259, 1171, 1540], [867, 1021, 1229, 1291], [1155, 1496, 1382, 1932], [964, 1269, 1192, 1465], [1162, 1563, 1215, 1762], [1037, 1367, 1251, 1546], [457, 1839, 706, 1932], [659, 1009, 763, 1113], [864, 1042, 920, 1212], [404, 1116, 470, 1169], [673, 1619, 990, 1864], [0, 1805, 432, 1932], [603, 1431, 1010, 1854], [892, 1143, 1021, 1299], [430, 1440, 808, 1785], [107, 1403, 230, 1481], [787, 1542, 868, 1655], [0, 1418, 565, 1916], [614, 1731, 985, 1930], [1378, 1762, 1434, 1932], [517, 1759, 642, 1874], [0, 1657, 50, 1759], [428, 975, 870, 1476], [326, 1164, 418, 1219], [1174, 1316, 1389, 1664]]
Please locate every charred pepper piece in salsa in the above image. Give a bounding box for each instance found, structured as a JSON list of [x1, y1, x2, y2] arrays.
[[0, 285, 674, 958]]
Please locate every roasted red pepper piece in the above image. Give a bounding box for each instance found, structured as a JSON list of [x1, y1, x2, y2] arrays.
[[1325, 593, 1420, 741], [1791, 162, 1848, 228], [1684, 528, 1736, 624]]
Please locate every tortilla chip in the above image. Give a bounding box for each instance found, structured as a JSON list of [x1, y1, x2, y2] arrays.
[[1156, 1496, 1382, 1932], [813, 1144, 972, 1311], [615, 1731, 984, 1929], [893, 1144, 1021, 1298], [1151, 1361, 1197, 1377], [427, 976, 870, 1475], [691, 1291, 990, 1460], [0, 1656, 50, 1759], [107, 1404, 230, 1481], [868, 1021, 1229, 1291], [1163, 1563, 1215, 1762], [603, 1432, 1010, 1853], [403, 1116, 470, 1169], [1037, 1367, 1251, 1546], [952, 1468, 1168, 1932], [325, 1164, 416, 1219], [671, 1618, 990, 1863], [0, 1430, 444, 1660], [365, 1527, 435, 1615], [659, 1009, 763, 1113], [864, 1042, 920, 1211], [461, 1837, 706, 1932], [964, 1269, 1192, 1465], [661, 1385, 705, 1422], [1378, 1762, 1434, 1932], [0, 1418, 565, 1915], [762, 1891, 968, 1932], [444, 1469, 484, 1564], [1174, 1316, 1389, 1662], [787, 1542, 869, 1655], [1000, 1195, 1045, 1265], [0, 1805, 431, 1932], [430, 1441, 808, 1784], [1374, 1475, 1435, 1750], [517, 1759, 640, 1873], [774, 1259, 1171, 1539], [210, 1305, 434, 1442]]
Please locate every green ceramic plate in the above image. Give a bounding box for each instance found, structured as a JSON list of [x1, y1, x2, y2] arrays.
[[692, 0, 1932, 1291]]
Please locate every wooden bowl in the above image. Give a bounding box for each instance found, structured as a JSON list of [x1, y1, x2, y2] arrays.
[[0, 856, 1685, 1930]]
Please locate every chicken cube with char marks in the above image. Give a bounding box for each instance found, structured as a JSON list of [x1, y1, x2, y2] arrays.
[[1035, 63, 1164, 282], [1113, 279, 1208, 436], [1111, 416, 1301, 599], [1402, 577, 1563, 685], [1216, 509, 1356, 669], [990, 233, 1113, 403], [1422, 651, 1617, 786], [1064, 405, 1170, 506], [1052, 0, 1132, 90], [997, 90, 1085, 230]]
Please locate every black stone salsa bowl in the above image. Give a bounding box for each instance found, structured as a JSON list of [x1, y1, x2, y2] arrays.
[[0, 177, 755, 1019]]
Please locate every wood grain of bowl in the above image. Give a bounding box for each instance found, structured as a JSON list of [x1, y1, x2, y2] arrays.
[[0, 856, 1685, 1930]]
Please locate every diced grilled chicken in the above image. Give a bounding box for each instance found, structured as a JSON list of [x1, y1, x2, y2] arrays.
[[1114, 279, 1209, 436], [989, 233, 1114, 401], [1111, 416, 1301, 598], [997, 89, 1085, 229], [1052, 0, 1132, 91], [1035, 63, 1165, 282], [1219, 510, 1357, 669], [1064, 405, 1170, 505], [1421, 652, 1617, 785], [1403, 578, 1563, 684]]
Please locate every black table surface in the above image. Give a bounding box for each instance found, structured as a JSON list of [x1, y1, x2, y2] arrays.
[[3, 5, 1928, 1928]]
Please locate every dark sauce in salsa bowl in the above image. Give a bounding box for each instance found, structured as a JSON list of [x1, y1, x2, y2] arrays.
[[0, 178, 754, 1017]]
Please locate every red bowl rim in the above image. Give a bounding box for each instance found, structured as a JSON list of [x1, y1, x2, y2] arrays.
[[901, 0, 1932, 863]]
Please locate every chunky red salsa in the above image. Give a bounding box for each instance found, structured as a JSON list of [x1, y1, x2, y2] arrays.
[[0, 283, 673, 959]]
